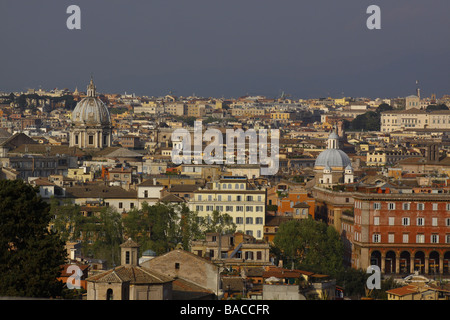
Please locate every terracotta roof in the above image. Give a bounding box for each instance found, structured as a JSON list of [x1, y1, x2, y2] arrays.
[[86, 265, 173, 284], [386, 285, 420, 296], [120, 238, 140, 248], [65, 184, 137, 199], [160, 194, 185, 203], [263, 266, 314, 279]]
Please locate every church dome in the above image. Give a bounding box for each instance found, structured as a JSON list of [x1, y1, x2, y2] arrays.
[[314, 149, 351, 169], [71, 78, 111, 126], [314, 130, 351, 169]]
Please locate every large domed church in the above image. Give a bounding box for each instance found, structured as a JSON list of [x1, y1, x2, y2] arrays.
[[314, 130, 354, 186], [69, 78, 112, 149]]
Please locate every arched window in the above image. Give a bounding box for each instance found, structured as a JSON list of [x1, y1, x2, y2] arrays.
[[106, 288, 113, 300]]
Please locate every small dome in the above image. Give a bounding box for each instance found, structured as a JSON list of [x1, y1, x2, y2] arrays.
[[71, 78, 111, 126], [328, 132, 339, 140], [314, 149, 351, 169]]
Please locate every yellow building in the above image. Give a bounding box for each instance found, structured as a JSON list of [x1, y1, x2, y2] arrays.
[[270, 112, 290, 121], [67, 168, 94, 183], [188, 176, 266, 239]]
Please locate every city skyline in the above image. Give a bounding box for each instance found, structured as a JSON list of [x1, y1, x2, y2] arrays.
[[1, 1, 450, 99]]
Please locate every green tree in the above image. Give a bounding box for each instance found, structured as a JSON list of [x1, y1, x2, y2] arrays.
[[376, 103, 393, 113], [200, 210, 236, 235], [0, 180, 66, 298], [273, 218, 344, 277], [335, 268, 368, 299], [426, 104, 449, 111], [49, 198, 83, 242], [83, 207, 123, 267], [351, 111, 380, 131]]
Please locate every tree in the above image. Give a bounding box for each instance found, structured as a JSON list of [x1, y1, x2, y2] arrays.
[[335, 268, 368, 299], [426, 104, 449, 111], [376, 103, 393, 113], [0, 180, 66, 298], [49, 198, 83, 242], [200, 210, 236, 235], [351, 111, 380, 131], [82, 207, 123, 267], [273, 218, 344, 277]]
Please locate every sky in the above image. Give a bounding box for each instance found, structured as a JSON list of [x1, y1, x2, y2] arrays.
[[1, 0, 449, 100]]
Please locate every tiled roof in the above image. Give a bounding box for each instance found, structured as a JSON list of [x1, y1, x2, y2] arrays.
[[386, 285, 419, 296], [65, 184, 137, 199], [86, 265, 173, 284]]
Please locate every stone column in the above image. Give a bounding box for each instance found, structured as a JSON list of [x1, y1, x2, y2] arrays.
[[381, 253, 386, 274], [410, 255, 415, 274], [395, 254, 400, 274], [425, 256, 429, 274], [439, 256, 444, 275]]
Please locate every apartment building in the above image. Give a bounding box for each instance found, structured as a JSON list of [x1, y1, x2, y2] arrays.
[[380, 108, 450, 133], [353, 193, 450, 276], [188, 176, 266, 239]]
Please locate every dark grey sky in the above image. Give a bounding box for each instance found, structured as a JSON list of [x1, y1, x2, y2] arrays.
[[1, 0, 449, 99]]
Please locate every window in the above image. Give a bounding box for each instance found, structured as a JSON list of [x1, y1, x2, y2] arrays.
[[447, 203, 450, 211], [416, 234, 425, 243], [374, 217, 380, 226], [446, 218, 450, 227], [246, 217, 253, 224], [218, 195, 222, 201], [175, 263, 180, 270], [431, 234, 439, 244], [256, 217, 263, 224], [388, 234, 394, 243], [417, 203, 425, 210], [446, 235, 450, 244], [373, 203, 381, 210], [130, 203, 134, 209], [402, 217, 410, 226], [432, 217, 438, 227], [247, 196, 253, 201], [246, 206, 253, 212], [208, 195, 212, 201], [417, 217, 424, 226], [389, 217, 395, 226], [198, 195, 202, 201], [88, 135, 94, 145], [144, 190, 148, 198], [126, 251, 130, 264], [236, 206, 243, 212], [373, 234, 380, 243], [257, 251, 262, 260], [402, 203, 410, 210], [236, 196, 242, 201], [403, 234, 409, 243], [119, 202, 123, 209], [236, 217, 243, 224], [432, 203, 438, 211], [388, 203, 395, 210]]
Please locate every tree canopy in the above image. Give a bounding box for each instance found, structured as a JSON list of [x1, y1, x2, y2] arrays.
[[272, 218, 344, 277], [0, 180, 66, 298]]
